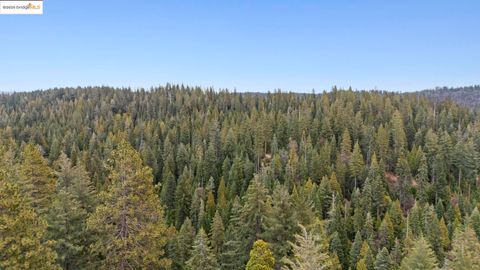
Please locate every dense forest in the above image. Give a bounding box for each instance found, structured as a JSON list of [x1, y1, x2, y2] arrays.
[[418, 85, 480, 108], [1, 85, 480, 269]]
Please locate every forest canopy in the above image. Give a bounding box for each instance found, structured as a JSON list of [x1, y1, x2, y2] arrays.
[[1, 85, 480, 269]]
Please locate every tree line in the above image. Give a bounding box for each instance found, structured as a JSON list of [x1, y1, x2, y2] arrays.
[[1, 85, 480, 269]]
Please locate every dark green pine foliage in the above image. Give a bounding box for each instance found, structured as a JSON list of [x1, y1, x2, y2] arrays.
[[210, 210, 225, 256], [185, 228, 219, 270], [374, 247, 391, 270], [174, 217, 195, 270], [263, 184, 297, 266], [350, 231, 363, 268], [237, 176, 271, 266], [0, 86, 480, 270], [47, 153, 97, 268], [175, 167, 193, 228], [220, 197, 244, 270]]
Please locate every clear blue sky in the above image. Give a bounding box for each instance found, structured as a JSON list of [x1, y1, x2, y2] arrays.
[[1, 0, 479, 92]]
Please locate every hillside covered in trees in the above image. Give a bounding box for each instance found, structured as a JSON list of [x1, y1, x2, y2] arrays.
[[1, 85, 480, 269], [417, 85, 480, 108]]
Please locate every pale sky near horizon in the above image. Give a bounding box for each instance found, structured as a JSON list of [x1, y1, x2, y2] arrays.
[[0, 1, 479, 93]]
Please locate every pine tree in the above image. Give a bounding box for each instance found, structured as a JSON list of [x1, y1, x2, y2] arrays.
[[329, 232, 346, 269], [175, 167, 193, 228], [175, 218, 196, 269], [49, 153, 96, 268], [445, 226, 480, 270], [264, 184, 297, 264], [423, 205, 444, 264], [205, 189, 216, 231], [282, 225, 334, 270], [377, 212, 395, 250], [391, 110, 407, 156], [246, 240, 275, 270], [366, 153, 386, 217], [210, 210, 225, 255], [400, 236, 438, 270], [395, 155, 413, 210], [374, 247, 391, 270], [387, 200, 404, 239], [0, 179, 59, 269], [358, 241, 374, 270], [390, 239, 403, 268], [318, 176, 333, 218], [350, 141, 365, 189], [46, 189, 87, 269], [86, 139, 171, 269], [220, 197, 244, 270], [54, 153, 96, 213], [216, 177, 228, 221], [19, 144, 56, 216], [376, 125, 389, 164], [238, 176, 272, 263], [468, 207, 480, 240], [186, 228, 219, 270], [161, 166, 177, 224], [438, 217, 450, 250], [349, 231, 363, 268]]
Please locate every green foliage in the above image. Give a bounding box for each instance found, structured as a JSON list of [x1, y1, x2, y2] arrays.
[[186, 228, 219, 270], [374, 247, 391, 270], [400, 236, 438, 270], [264, 184, 297, 264], [210, 210, 225, 255], [238, 176, 272, 263], [0, 86, 479, 269], [86, 138, 171, 269], [445, 226, 480, 269], [282, 225, 335, 270], [19, 144, 56, 216], [0, 179, 59, 269], [174, 218, 195, 269], [246, 240, 275, 270]]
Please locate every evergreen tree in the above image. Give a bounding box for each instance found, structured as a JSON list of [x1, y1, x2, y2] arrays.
[[349, 231, 363, 268], [219, 197, 244, 270], [49, 153, 96, 268], [205, 189, 216, 231], [54, 153, 96, 213], [358, 241, 374, 270], [210, 210, 225, 255], [423, 205, 444, 264], [238, 176, 272, 264], [246, 240, 275, 270], [264, 184, 297, 264], [377, 212, 395, 250], [340, 128, 352, 163], [395, 155, 413, 210], [175, 167, 193, 228], [19, 144, 56, 216], [175, 218, 196, 269], [400, 236, 438, 270], [216, 177, 228, 221], [87, 139, 171, 269], [0, 179, 59, 269], [46, 189, 87, 269], [282, 225, 334, 270], [350, 141, 364, 189], [468, 207, 480, 240], [186, 228, 219, 270], [445, 226, 480, 270], [374, 247, 391, 270]]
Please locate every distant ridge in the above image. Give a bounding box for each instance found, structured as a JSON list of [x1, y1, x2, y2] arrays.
[[416, 85, 480, 108]]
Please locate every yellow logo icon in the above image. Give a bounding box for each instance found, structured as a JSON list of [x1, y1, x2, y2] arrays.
[[27, 3, 41, 10]]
